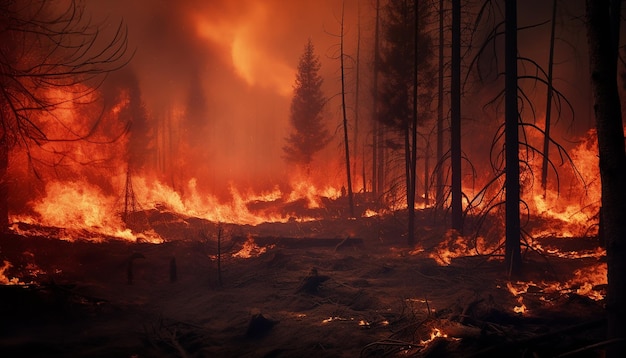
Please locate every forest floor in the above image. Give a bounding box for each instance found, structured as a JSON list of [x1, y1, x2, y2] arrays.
[[0, 208, 608, 357]]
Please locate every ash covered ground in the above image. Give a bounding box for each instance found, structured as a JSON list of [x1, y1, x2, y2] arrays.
[[0, 207, 607, 357]]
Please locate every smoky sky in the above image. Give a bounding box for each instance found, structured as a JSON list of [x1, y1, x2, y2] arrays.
[[83, 0, 605, 198], [84, 0, 368, 196]]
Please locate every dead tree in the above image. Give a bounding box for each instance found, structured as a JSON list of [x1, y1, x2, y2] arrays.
[[586, 1, 626, 356], [504, 0, 522, 277], [340, 0, 355, 218], [540, 0, 558, 194], [451, 0, 463, 233], [0, 0, 129, 231]]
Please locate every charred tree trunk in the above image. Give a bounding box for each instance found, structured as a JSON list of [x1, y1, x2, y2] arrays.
[[407, 0, 420, 247], [0, 138, 8, 232], [540, 0, 557, 194], [354, 1, 363, 193], [436, 0, 445, 210], [451, 0, 463, 232], [340, 1, 355, 218], [586, 1, 626, 356], [372, 0, 381, 199], [505, 0, 522, 277]]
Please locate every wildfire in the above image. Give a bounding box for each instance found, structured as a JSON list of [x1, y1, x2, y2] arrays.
[[505, 262, 607, 314], [0, 261, 21, 285], [420, 328, 448, 345], [429, 230, 498, 266], [232, 235, 272, 259], [507, 281, 529, 314]]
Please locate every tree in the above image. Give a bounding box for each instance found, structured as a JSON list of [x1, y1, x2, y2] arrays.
[[378, 0, 435, 246], [283, 39, 330, 167], [450, 0, 462, 232], [504, 0, 522, 277], [0, 0, 129, 231], [339, 1, 355, 218], [586, 1, 626, 356], [540, 0, 558, 194]]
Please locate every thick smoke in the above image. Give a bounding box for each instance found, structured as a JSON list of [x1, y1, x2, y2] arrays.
[[85, 0, 365, 199]]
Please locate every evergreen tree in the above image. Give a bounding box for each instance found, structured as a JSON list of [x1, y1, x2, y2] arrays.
[[378, 0, 435, 245], [283, 39, 330, 166]]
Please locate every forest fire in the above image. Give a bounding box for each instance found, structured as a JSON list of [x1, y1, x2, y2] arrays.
[[2, 0, 624, 357]]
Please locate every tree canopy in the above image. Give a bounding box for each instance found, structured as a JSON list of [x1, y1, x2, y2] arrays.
[[283, 39, 330, 166]]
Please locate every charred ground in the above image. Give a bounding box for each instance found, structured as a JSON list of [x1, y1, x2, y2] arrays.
[[0, 208, 607, 357]]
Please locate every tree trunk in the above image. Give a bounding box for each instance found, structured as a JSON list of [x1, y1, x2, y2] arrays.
[[451, 0, 463, 232], [354, 1, 362, 193], [586, 1, 626, 356], [372, 0, 381, 199], [340, 0, 355, 218], [540, 0, 557, 194], [0, 138, 8, 232], [407, 0, 419, 247], [436, 0, 445, 210], [505, 0, 522, 277]]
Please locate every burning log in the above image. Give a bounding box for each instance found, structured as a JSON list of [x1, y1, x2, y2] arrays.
[[232, 235, 363, 249]]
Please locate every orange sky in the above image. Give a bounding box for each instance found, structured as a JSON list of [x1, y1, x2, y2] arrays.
[[83, 0, 370, 197], [77, 0, 601, 201]]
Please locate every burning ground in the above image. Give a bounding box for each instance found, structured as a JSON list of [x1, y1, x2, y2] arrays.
[[0, 206, 607, 357]]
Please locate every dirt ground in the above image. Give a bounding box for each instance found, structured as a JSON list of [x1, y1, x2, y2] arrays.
[[0, 211, 608, 357]]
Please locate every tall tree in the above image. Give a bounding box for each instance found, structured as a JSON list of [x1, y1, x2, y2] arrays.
[[540, 0, 558, 194], [354, 0, 363, 193], [379, 0, 434, 246], [436, 0, 446, 210], [505, 0, 522, 276], [372, 0, 382, 199], [586, 1, 626, 356], [339, 0, 355, 218], [451, 0, 463, 232], [283, 39, 330, 168], [0, 0, 128, 231]]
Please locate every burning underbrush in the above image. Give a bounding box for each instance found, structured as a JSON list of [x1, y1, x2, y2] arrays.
[[0, 204, 609, 357]]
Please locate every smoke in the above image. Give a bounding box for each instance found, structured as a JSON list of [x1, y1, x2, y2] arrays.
[[83, 0, 367, 199], [84, 0, 596, 201]]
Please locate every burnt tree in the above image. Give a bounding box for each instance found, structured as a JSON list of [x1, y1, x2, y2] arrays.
[[504, 0, 522, 277], [586, 0, 626, 356], [339, 0, 355, 218], [0, 0, 129, 231], [450, 0, 462, 233]]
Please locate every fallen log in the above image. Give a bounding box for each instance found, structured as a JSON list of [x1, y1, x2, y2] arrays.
[[232, 235, 363, 249]]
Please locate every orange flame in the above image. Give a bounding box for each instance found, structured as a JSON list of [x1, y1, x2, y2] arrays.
[[0, 261, 21, 285]]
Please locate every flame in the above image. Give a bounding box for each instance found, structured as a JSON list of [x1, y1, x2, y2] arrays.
[[420, 328, 448, 345], [507, 281, 529, 314], [0, 261, 21, 285], [429, 230, 499, 266], [232, 235, 271, 259], [505, 261, 607, 314]]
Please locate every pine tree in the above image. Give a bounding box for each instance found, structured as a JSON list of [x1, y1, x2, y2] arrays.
[[283, 39, 330, 166]]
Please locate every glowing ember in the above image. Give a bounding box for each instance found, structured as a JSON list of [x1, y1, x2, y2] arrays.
[[420, 328, 448, 345], [362, 209, 378, 218]]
